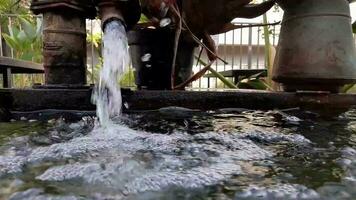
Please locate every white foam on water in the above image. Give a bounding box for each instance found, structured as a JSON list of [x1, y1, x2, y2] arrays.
[[8, 188, 78, 200], [92, 20, 130, 126], [235, 184, 320, 200], [0, 119, 318, 198], [0, 156, 25, 176], [317, 146, 356, 199]]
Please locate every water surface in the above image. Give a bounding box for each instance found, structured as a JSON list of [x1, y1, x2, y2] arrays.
[[0, 108, 355, 200]]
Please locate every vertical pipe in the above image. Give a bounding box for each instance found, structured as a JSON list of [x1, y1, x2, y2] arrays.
[[247, 26, 253, 69], [8, 17, 14, 59], [0, 20, 3, 57], [3, 68, 12, 88], [232, 29, 235, 69], [223, 32, 227, 71], [257, 28, 260, 69], [198, 55, 202, 88], [0, 17, 2, 88], [223, 33, 227, 88], [272, 25, 276, 46], [239, 26, 243, 69]]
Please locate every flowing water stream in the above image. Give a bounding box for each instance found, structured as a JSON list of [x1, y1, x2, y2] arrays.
[[92, 20, 129, 126], [0, 20, 355, 199]]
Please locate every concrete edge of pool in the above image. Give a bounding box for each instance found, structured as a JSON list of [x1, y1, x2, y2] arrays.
[[0, 88, 356, 120]]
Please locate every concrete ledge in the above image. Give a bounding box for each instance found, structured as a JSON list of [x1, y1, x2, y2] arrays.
[[1, 89, 356, 114], [0, 88, 95, 111]]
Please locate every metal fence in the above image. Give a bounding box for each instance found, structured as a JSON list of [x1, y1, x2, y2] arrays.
[[85, 20, 280, 89], [191, 23, 280, 89], [1, 14, 355, 89]]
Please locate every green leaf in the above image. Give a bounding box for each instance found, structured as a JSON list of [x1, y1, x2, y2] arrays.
[[16, 30, 31, 50], [341, 84, 355, 93], [2, 33, 20, 50], [250, 71, 267, 79], [21, 52, 35, 61], [8, 25, 19, 38], [139, 14, 150, 23], [238, 79, 268, 90], [352, 21, 356, 33], [19, 17, 37, 41], [36, 17, 43, 36]]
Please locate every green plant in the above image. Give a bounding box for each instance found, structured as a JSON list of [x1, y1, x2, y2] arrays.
[[120, 68, 136, 88], [2, 16, 43, 62], [0, 0, 30, 30], [237, 72, 272, 90], [86, 57, 102, 84], [0, 0, 29, 14], [138, 14, 150, 24], [341, 21, 356, 93], [1, 16, 44, 88], [87, 31, 102, 53]]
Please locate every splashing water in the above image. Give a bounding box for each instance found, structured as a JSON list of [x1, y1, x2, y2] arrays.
[[92, 21, 129, 126], [1, 109, 356, 199]]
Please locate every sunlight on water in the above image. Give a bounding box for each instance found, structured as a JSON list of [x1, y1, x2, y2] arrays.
[[92, 20, 129, 126]]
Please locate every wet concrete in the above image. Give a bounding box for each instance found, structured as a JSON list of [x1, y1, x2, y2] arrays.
[[1, 88, 356, 118]]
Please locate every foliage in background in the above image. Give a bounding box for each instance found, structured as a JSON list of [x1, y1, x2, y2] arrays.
[[2, 16, 43, 62], [86, 30, 102, 84], [0, 1, 43, 88], [342, 21, 356, 93], [120, 68, 136, 88], [0, 0, 29, 14], [226, 0, 278, 91], [1, 16, 44, 88], [0, 0, 30, 30], [86, 31, 102, 54], [237, 72, 271, 90], [138, 14, 150, 24]]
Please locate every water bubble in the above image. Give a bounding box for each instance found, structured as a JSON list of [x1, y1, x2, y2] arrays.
[[160, 18, 171, 27], [124, 102, 129, 109], [341, 147, 356, 157], [141, 53, 152, 62]]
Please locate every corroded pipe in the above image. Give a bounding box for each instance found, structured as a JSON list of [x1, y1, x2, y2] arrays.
[[97, 1, 125, 30], [273, 0, 356, 92], [95, 0, 141, 30]]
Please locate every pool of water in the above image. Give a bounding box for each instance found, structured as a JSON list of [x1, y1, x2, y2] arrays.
[[0, 108, 355, 200]]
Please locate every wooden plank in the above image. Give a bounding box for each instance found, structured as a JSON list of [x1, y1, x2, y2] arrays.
[[204, 69, 267, 78], [0, 57, 43, 74], [1, 89, 356, 115]]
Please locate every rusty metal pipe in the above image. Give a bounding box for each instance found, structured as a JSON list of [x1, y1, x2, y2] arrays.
[[96, 0, 141, 31], [273, 0, 356, 93], [98, 1, 125, 30]]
